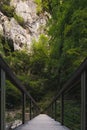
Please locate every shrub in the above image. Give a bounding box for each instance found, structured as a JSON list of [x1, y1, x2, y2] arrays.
[[34, 0, 43, 14], [0, 0, 11, 5], [0, 4, 14, 17], [14, 14, 25, 27], [0, 35, 5, 56], [6, 80, 22, 109]]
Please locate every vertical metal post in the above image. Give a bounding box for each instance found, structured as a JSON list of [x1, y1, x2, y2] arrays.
[[48, 107, 52, 116], [32, 104, 34, 118], [86, 77, 87, 130], [52, 103, 54, 118], [61, 93, 64, 125], [85, 75, 87, 130], [81, 71, 86, 130], [48, 107, 50, 116], [30, 99, 32, 120], [0, 69, 5, 130], [35, 107, 38, 116], [33, 106, 35, 118], [22, 93, 26, 124], [54, 100, 57, 120], [34, 106, 36, 117]]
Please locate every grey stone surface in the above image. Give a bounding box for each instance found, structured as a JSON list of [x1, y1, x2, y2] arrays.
[[0, 0, 49, 50], [15, 114, 69, 130]]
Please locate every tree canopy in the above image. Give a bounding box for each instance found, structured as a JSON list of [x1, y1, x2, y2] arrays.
[[0, 0, 87, 109]]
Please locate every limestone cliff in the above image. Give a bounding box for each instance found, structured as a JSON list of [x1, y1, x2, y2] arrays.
[[0, 0, 49, 50]]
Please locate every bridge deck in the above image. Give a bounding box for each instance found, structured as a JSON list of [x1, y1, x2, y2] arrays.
[[15, 114, 69, 130]]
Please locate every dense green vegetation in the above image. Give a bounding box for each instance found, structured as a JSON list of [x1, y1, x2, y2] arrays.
[[0, 0, 87, 127], [0, 0, 14, 17], [34, 0, 43, 14], [0, 4, 14, 17], [45, 0, 87, 87]]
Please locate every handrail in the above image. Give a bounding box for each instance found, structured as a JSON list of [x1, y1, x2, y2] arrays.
[[44, 58, 87, 130], [45, 58, 87, 110], [0, 55, 40, 130], [0, 55, 39, 108]]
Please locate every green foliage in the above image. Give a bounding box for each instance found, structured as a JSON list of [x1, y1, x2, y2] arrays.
[[0, 36, 5, 56], [64, 101, 81, 130], [14, 14, 25, 27], [35, 0, 41, 4], [0, 4, 14, 17], [31, 35, 49, 75], [0, 35, 14, 56], [5, 50, 30, 75], [5, 35, 50, 105], [44, 0, 87, 89], [0, 43, 4, 56], [0, 0, 11, 5], [34, 0, 43, 14], [6, 80, 22, 109], [0, 0, 87, 113], [28, 35, 49, 101]]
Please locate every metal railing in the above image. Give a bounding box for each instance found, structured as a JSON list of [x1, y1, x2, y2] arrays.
[[44, 58, 87, 130], [0, 55, 40, 130]]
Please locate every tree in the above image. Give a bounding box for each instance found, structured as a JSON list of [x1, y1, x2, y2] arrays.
[[41, 0, 87, 91]]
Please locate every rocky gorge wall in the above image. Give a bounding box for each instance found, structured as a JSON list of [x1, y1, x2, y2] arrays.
[[0, 0, 49, 50]]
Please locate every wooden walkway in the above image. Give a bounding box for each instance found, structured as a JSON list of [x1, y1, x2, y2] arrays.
[[15, 114, 69, 130]]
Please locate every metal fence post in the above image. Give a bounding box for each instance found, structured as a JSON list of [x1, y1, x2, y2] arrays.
[[30, 99, 32, 120], [22, 93, 26, 124], [33, 106, 35, 118], [61, 93, 64, 125], [81, 71, 86, 130], [52, 103, 54, 118], [0, 69, 5, 130], [54, 100, 57, 120], [48, 107, 51, 116]]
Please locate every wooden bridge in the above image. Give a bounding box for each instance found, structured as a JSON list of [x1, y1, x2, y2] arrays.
[[0, 55, 87, 130]]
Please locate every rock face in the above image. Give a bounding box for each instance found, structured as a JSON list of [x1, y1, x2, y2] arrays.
[[0, 0, 48, 50]]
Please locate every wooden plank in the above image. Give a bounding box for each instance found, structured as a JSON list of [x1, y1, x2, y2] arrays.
[[0, 69, 5, 130]]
